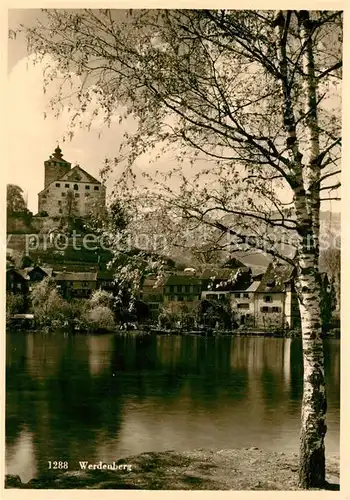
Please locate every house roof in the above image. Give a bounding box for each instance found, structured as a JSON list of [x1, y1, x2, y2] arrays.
[[97, 270, 116, 280], [165, 275, 201, 286], [6, 268, 29, 281], [142, 277, 166, 290], [256, 262, 295, 293], [244, 280, 261, 293], [55, 272, 97, 282], [24, 266, 53, 277]]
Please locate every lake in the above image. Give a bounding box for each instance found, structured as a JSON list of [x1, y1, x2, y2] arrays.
[[6, 332, 340, 483]]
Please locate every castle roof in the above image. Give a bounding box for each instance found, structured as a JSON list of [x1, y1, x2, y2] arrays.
[[39, 165, 102, 195], [47, 145, 71, 164]]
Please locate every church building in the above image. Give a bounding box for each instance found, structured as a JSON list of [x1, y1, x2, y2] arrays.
[[38, 146, 106, 218]]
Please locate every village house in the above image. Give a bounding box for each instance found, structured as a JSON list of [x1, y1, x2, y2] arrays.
[[229, 279, 261, 326], [140, 277, 165, 319], [55, 271, 97, 299], [164, 274, 202, 308], [97, 270, 118, 294], [24, 265, 53, 283], [6, 268, 29, 295], [38, 146, 106, 218], [253, 262, 301, 330]]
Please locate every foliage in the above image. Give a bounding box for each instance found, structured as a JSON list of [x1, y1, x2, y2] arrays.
[[319, 276, 337, 334], [88, 289, 115, 309], [6, 292, 25, 322], [7, 184, 28, 214], [30, 277, 68, 328], [197, 298, 233, 329], [158, 303, 197, 330], [319, 247, 340, 309], [85, 305, 115, 331]]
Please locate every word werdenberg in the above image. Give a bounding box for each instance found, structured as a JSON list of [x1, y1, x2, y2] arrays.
[[79, 461, 132, 471]]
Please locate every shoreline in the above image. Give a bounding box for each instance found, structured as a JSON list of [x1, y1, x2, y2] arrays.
[[6, 327, 340, 339], [5, 448, 340, 490]]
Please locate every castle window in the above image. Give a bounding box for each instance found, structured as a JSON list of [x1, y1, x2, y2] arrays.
[[65, 183, 70, 188], [58, 209, 62, 214], [94, 186, 99, 191], [58, 201, 62, 206], [75, 193, 80, 198], [42, 194, 47, 199], [56, 183, 60, 187], [85, 185, 90, 190], [74, 184, 79, 191], [62, 192, 66, 197]]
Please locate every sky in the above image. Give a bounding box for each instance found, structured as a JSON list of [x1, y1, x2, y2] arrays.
[[7, 9, 341, 215]]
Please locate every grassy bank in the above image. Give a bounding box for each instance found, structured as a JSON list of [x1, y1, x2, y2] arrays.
[[5, 448, 340, 490]]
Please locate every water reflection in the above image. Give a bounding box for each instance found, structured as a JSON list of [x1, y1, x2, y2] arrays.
[[6, 332, 340, 482]]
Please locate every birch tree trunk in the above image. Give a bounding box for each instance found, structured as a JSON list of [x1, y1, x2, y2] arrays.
[[296, 11, 327, 489], [295, 212, 327, 488], [275, 10, 328, 488]]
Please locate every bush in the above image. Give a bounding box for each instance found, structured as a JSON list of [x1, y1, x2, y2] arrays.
[[30, 278, 68, 329], [89, 289, 114, 309], [85, 306, 115, 332], [6, 293, 25, 323]]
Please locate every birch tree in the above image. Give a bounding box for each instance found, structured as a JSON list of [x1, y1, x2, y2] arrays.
[[18, 8, 342, 488]]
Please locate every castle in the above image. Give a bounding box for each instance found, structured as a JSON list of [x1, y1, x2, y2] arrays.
[[38, 146, 106, 218]]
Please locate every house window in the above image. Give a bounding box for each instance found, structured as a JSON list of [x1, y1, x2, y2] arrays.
[[261, 306, 269, 312], [243, 293, 249, 298], [170, 295, 175, 301], [238, 303, 249, 309], [85, 185, 90, 190], [85, 193, 90, 197], [56, 183, 60, 187], [74, 184, 79, 190], [75, 193, 80, 198], [272, 307, 280, 313], [236, 293, 241, 298], [62, 192, 66, 197], [94, 186, 99, 191], [65, 183, 70, 188], [185, 285, 190, 292], [264, 295, 272, 303]]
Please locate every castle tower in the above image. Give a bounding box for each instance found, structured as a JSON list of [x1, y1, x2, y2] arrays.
[[44, 146, 71, 188]]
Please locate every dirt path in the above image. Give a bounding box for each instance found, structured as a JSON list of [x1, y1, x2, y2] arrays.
[[5, 448, 340, 490]]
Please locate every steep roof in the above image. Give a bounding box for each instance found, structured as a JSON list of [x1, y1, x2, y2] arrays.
[[58, 165, 101, 184], [97, 270, 116, 280], [39, 165, 102, 194], [55, 272, 97, 282], [256, 262, 295, 293], [24, 266, 53, 277], [165, 275, 201, 286], [6, 268, 29, 281], [200, 266, 251, 280]]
